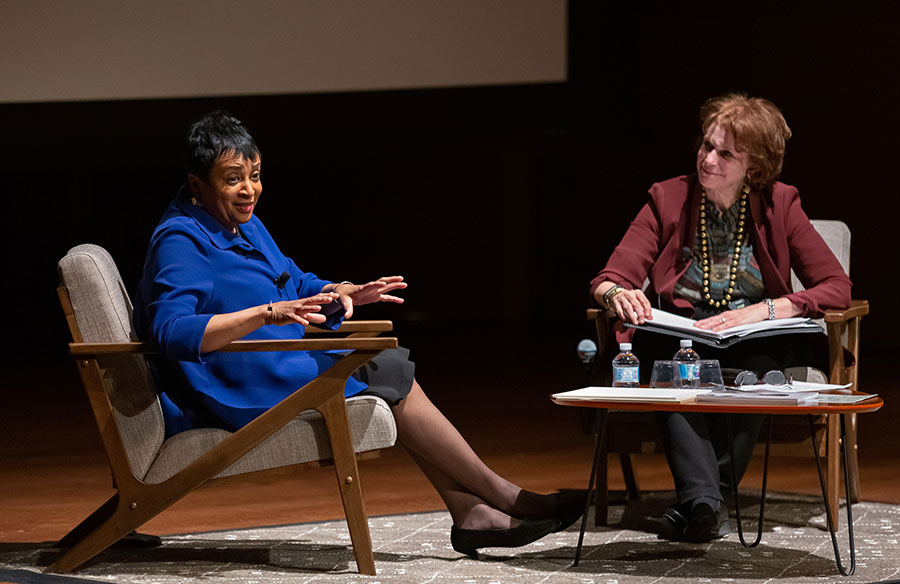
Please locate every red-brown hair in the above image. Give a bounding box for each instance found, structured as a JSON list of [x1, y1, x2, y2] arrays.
[[700, 93, 792, 190]]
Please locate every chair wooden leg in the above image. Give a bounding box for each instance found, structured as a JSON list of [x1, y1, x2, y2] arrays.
[[844, 413, 861, 503], [843, 315, 862, 503], [619, 454, 641, 501], [54, 494, 119, 549], [319, 394, 376, 576], [46, 499, 143, 573], [826, 413, 841, 526]]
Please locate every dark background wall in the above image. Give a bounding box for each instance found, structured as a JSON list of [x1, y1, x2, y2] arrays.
[[3, 3, 897, 401]]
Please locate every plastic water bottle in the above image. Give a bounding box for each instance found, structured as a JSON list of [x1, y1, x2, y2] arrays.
[[673, 339, 700, 388], [612, 343, 640, 387]]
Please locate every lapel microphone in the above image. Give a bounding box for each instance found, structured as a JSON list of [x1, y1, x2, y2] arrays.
[[275, 271, 291, 289]]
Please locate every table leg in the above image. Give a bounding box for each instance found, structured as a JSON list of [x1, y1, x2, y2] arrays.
[[574, 408, 608, 566], [728, 414, 771, 547], [595, 432, 609, 527], [808, 414, 856, 576]]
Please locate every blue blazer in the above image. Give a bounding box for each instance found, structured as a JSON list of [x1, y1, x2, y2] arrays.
[[134, 186, 366, 436]]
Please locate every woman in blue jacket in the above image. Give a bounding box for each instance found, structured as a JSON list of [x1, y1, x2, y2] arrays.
[[134, 110, 578, 558]]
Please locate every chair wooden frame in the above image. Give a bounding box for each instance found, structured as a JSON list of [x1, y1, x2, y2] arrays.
[[586, 298, 868, 526], [50, 282, 399, 575]]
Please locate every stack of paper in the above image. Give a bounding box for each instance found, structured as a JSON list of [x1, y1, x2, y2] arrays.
[[552, 386, 708, 403], [693, 380, 858, 405], [693, 388, 818, 405]]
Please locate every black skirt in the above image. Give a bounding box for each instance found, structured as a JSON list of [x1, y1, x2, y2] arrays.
[[351, 346, 416, 406]]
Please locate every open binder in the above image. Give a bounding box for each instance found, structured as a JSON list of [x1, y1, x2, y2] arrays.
[[624, 308, 823, 348]]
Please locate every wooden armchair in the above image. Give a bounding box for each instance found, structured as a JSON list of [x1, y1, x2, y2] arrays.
[[50, 244, 399, 575], [586, 220, 868, 526]]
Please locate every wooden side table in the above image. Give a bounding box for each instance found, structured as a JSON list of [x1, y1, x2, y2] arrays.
[[552, 393, 884, 576]]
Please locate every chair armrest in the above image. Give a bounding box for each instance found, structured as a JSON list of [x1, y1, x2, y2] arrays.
[[218, 338, 397, 352], [587, 308, 614, 321], [586, 307, 618, 359], [69, 337, 398, 356], [823, 299, 869, 323], [306, 320, 393, 334]]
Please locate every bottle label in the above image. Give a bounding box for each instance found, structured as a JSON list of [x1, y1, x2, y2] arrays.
[[613, 365, 639, 384], [678, 363, 699, 382]]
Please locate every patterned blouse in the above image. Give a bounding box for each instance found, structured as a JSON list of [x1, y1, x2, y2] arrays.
[[674, 197, 766, 319]]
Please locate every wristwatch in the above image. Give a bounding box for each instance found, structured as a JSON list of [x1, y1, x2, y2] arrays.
[[763, 298, 776, 320]]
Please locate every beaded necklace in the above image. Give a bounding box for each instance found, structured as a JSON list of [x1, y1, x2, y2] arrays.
[[699, 183, 750, 308]]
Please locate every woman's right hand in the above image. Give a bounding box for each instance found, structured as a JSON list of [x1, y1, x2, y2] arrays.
[[596, 283, 653, 325], [609, 288, 653, 324], [267, 293, 339, 326]]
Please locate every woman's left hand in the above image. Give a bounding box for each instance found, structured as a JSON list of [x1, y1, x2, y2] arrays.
[[332, 276, 407, 318], [694, 302, 769, 332]]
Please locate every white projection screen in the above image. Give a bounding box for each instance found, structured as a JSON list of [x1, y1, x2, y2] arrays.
[[0, 0, 567, 103]]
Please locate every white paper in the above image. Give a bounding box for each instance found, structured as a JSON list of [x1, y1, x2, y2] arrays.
[[814, 393, 879, 404], [788, 380, 853, 392], [553, 386, 709, 403]]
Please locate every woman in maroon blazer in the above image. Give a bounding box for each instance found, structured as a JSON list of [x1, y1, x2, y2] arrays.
[[590, 93, 851, 542]]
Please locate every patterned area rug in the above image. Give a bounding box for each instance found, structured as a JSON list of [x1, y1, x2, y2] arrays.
[[2, 491, 899, 584]]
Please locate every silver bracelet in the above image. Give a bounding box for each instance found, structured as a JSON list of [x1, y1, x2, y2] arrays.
[[763, 298, 776, 320]]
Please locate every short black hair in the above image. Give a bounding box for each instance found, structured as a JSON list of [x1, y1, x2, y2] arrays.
[[183, 110, 260, 180]]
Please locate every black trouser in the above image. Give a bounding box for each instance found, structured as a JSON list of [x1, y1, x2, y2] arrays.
[[660, 411, 764, 504]]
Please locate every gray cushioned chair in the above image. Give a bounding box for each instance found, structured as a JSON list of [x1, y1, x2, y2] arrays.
[[50, 243, 400, 575], [586, 219, 868, 526]]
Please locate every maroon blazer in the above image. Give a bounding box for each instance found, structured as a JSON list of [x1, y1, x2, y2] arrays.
[[591, 175, 851, 339]]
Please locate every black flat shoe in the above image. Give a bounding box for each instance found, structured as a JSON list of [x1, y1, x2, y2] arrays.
[[552, 491, 589, 532], [450, 518, 561, 558], [683, 502, 730, 543]]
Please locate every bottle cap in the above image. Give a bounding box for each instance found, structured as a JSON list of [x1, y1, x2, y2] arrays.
[[680, 339, 692, 347], [619, 343, 632, 351]]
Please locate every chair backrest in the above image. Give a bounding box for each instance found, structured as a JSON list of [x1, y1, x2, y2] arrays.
[[791, 219, 851, 290], [58, 244, 164, 480], [789, 220, 851, 338]]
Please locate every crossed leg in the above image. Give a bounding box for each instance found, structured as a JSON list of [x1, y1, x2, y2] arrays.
[[390, 380, 558, 529]]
